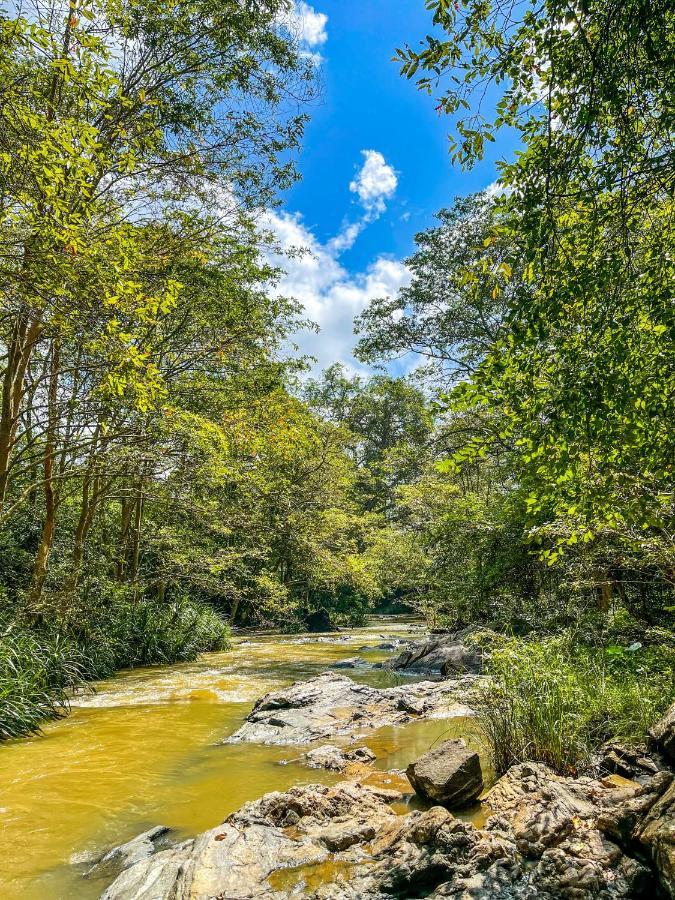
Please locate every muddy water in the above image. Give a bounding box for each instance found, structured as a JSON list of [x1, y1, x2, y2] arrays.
[[0, 617, 489, 899]]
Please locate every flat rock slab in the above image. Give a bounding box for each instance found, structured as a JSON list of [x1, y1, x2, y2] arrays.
[[226, 671, 477, 746], [406, 738, 483, 807]]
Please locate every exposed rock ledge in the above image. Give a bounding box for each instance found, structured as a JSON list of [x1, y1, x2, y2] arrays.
[[100, 765, 673, 900], [226, 671, 477, 746]]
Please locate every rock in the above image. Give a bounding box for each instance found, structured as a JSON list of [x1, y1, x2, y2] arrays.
[[89, 826, 171, 879], [304, 744, 376, 772], [650, 703, 675, 763], [227, 671, 477, 746], [101, 781, 401, 900], [485, 762, 620, 857], [636, 778, 675, 897], [304, 609, 335, 633], [597, 770, 673, 844], [101, 768, 659, 900], [383, 629, 486, 677], [596, 740, 664, 782], [406, 739, 483, 808], [330, 657, 361, 669]]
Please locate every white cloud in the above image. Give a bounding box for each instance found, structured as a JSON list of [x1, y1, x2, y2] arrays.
[[291, 1, 328, 47], [279, 2, 328, 62], [261, 210, 410, 375], [349, 150, 398, 216]]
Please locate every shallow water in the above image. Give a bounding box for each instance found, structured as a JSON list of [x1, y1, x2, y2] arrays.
[[0, 616, 489, 899]]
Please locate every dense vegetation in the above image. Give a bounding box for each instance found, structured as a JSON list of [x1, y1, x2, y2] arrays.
[[0, 0, 672, 751]]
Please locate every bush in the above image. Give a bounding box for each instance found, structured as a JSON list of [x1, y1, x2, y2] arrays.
[[0, 595, 229, 740], [473, 633, 674, 775], [0, 626, 88, 739]]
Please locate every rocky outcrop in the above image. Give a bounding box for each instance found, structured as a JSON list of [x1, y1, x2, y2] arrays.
[[383, 630, 485, 677], [226, 672, 477, 745], [406, 739, 483, 808], [101, 769, 663, 900], [650, 702, 675, 763], [596, 740, 664, 782], [636, 778, 675, 896], [304, 744, 376, 772], [101, 781, 402, 900]]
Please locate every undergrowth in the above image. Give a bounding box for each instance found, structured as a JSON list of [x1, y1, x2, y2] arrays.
[[472, 632, 674, 775]]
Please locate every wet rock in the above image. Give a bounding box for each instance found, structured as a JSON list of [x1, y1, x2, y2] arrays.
[[101, 769, 659, 900], [650, 702, 675, 763], [330, 657, 361, 669], [383, 629, 486, 677], [87, 826, 172, 883], [305, 744, 376, 772], [227, 671, 477, 746], [406, 739, 483, 808]]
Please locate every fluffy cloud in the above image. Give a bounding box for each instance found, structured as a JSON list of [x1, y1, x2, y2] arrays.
[[291, 1, 328, 47], [349, 150, 398, 216], [261, 210, 409, 375], [279, 2, 328, 61]]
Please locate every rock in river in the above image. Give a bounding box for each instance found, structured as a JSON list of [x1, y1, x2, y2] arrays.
[[226, 671, 477, 746], [383, 629, 486, 676], [304, 744, 376, 772], [406, 738, 483, 808]]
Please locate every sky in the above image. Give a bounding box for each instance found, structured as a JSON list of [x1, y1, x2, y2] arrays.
[[268, 1, 519, 377]]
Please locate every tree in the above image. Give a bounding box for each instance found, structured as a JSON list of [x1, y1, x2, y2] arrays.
[[396, 0, 675, 601]]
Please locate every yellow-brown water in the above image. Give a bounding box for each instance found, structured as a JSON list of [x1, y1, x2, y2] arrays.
[[0, 617, 489, 899]]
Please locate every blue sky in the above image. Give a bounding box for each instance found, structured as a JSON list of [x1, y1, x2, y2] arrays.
[[268, 1, 519, 376]]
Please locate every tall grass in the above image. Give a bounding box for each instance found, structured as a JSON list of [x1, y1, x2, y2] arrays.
[[473, 633, 674, 775], [0, 597, 229, 740]]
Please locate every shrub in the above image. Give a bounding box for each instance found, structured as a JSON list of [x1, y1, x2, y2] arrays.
[[473, 633, 674, 775]]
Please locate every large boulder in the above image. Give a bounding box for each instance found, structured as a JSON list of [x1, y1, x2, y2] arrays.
[[650, 702, 675, 763], [383, 629, 486, 677], [226, 672, 477, 746], [406, 738, 483, 808]]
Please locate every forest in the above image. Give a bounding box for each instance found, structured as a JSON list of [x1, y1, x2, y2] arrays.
[[0, 0, 673, 792]]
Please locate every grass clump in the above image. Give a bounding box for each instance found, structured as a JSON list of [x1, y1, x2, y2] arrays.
[[473, 632, 674, 776]]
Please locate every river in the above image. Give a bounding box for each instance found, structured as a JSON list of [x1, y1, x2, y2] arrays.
[[0, 616, 489, 899]]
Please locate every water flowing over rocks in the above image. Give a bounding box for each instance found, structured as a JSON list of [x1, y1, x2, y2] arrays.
[[226, 672, 478, 746], [100, 762, 675, 900], [406, 738, 483, 808]]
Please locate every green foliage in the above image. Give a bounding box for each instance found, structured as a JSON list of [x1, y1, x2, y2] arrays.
[[474, 634, 675, 775]]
